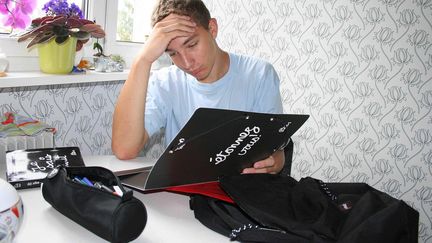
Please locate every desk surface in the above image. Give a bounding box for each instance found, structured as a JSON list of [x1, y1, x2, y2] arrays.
[[5, 156, 228, 243]]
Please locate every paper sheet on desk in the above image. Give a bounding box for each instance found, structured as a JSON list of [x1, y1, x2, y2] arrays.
[[83, 155, 155, 176]]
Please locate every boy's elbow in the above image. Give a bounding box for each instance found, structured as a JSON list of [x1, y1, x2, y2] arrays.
[[111, 131, 148, 160], [114, 150, 138, 160], [112, 143, 140, 160]]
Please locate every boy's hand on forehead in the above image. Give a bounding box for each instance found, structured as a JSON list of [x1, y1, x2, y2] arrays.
[[138, 14, 196, 64], [160, 14, 194, 27]]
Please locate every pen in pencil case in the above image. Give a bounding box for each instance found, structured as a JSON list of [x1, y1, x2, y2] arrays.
[[81, 176, 94, 186], [113, 186, 123, 197], [93, 182, 120, 196], [73, 176, 87, 185]]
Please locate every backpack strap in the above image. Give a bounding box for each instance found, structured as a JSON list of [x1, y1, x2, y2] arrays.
[[190, 195, 306, 242]]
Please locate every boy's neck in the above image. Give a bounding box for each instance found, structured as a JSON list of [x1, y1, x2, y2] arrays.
[[203, 49, 230, 84]]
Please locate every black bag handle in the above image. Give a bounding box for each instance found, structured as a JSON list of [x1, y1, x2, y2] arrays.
[[207, 198, 258, 233], [206, 197, 289, 241]]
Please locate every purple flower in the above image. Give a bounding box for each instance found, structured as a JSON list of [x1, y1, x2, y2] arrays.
[[4, 8, 30, 29], [43, 0, 68, 16], [42, 0, 82, 18], [1, 0, 12, 14], [70, 3, 83, 18], [1, 0, 36, 29], [18, 0, 37, 14]]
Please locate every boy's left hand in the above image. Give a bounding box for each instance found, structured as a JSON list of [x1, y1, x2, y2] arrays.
[[242, 150, 285, 174]]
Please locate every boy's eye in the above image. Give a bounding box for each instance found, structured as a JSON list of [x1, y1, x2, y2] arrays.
[[188, 42, 198, 48]]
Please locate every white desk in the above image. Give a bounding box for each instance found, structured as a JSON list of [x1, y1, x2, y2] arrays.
[[5, 156, 228, 243]]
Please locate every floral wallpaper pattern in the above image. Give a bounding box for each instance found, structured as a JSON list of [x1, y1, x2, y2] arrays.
[[0, 0, 431, 241], [207, 0, 431, 240], [0, 82, 123, 154]]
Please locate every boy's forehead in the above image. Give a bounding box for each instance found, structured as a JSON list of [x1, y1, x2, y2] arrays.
[[167, 36, 190, 50], [166, 30, 202, 51]]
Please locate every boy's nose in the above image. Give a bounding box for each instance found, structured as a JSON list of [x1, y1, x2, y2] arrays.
[[181, 53, 194, 70]]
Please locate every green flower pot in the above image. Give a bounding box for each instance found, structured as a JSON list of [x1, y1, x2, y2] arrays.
[[38, 37, 77, 74]]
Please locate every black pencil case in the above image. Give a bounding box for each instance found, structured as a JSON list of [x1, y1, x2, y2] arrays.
[[41, 166, 147, 243]]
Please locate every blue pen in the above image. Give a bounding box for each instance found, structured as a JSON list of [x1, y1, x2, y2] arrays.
[[73, 176, 87, 185], [81, 176, 94, 186]]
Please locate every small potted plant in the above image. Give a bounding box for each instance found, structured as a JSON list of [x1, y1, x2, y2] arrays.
[[17, 0, 105, 74], [92, 40, 125, 72]]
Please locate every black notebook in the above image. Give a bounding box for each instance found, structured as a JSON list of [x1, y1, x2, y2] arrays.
[[5, 147, 85, 189], [120, 108, 309, 191]]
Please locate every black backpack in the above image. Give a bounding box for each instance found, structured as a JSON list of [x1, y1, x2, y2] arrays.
[[190, 174, 419, 243]]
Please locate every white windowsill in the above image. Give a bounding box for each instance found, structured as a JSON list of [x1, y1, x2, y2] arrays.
[[0, 70, 129, 88]]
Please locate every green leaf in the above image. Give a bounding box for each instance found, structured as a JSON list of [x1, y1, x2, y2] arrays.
[[80, 24, 106, 38], [71, 31, 90, 40], [52, 25, 69, 37], [55, 36, 69, 44], [66, 17, 83, 28], [93, 42, 103, 54], [27, 31, 55, 48], [17, 25, 46, 42]]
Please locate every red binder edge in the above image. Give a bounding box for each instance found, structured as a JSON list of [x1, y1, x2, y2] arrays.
[[166, 181, 234, 204]]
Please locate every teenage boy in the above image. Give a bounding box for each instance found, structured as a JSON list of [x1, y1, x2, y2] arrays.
[[112, 0, 285, 174]]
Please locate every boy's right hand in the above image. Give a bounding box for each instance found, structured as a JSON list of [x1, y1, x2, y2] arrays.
[[137, 14, 196, 65]]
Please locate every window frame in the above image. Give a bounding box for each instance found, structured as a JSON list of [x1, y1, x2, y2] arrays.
[[104, 0, 144, 68], [103, 0, 171, 68]]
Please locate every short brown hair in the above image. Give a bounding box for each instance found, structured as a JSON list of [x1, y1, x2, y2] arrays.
[[151, 0, 211, 29]]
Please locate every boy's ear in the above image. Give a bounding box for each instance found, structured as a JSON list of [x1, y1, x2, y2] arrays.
[[208, 18, 218, 38]]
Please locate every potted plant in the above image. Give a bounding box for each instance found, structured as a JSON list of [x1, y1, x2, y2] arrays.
[[17, 0, 105, 74]]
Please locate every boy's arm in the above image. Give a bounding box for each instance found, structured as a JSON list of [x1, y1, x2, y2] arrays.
[[112, 14, 197, 159], [242, 62, 285, 174], [111, 57, 152, 160]]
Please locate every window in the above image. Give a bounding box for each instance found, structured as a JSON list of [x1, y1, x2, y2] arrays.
[[104, 0, 171, 68], [116, 0, 156, 43]]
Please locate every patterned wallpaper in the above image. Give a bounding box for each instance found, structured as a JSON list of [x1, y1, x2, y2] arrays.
[[0, 0, 431, 241], [206, 0, 431, 240], [0, 82, 124, 154]]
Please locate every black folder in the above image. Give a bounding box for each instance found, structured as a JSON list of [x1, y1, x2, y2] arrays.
[[120, 108, 309, 191]]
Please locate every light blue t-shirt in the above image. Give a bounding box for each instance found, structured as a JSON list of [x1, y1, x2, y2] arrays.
[[145, 52, 283, 146]]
